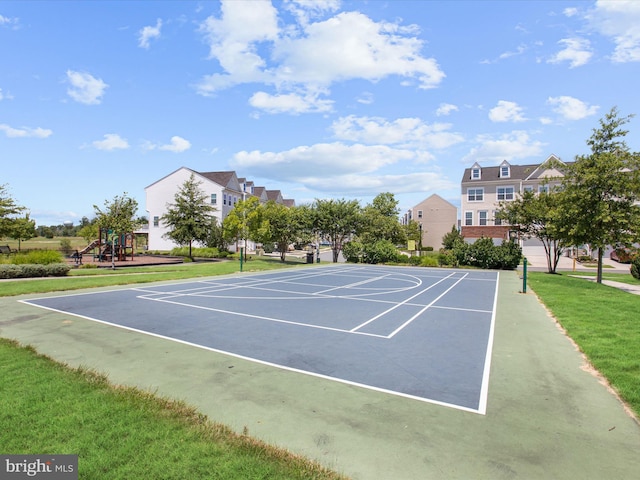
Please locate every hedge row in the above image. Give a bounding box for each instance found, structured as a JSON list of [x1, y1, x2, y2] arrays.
[[0, 263, 71, 279]]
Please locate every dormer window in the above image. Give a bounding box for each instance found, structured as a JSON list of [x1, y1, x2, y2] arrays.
[[499, 161, 511, 178], [471, 167, 481, 179]]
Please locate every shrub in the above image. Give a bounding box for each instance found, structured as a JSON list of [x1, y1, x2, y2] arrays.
[[362, 240, 398, 264], [0, 263, 70, 279], [396, 254, 410, 264], [59, 238, 73, 255], [342, 241, 364, 263], [12, 250, 63, 265], [631, 256, 640, 280], [420, 256, 439, 267], [408, 256, 422, 266]]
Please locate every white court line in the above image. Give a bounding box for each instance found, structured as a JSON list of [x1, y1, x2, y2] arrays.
[[477, 271, 500, 415], [350, 272, 457, 333], [386, 273, 469, 338], [141, 295, 389, 339]]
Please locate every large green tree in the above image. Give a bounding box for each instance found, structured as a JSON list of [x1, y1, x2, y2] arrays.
[[559, 107, 640, 283], [497, 190, 567, 274], [0, 184, 26, 239], [257, 202, 308, 262], [161, 174, 216, 258], [94, 193, 142, 235], [222, 196, 263, 251], [359, 192, 405, 245], [312, 198, 362, 262]]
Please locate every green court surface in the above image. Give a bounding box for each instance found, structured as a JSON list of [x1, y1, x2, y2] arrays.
[[1, 269, 639, 479]]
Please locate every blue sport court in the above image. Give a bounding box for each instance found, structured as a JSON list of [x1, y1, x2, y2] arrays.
[[22, 264, 500, 414]]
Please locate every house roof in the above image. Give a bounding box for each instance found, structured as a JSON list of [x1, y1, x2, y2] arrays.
[[461, 155, 571, 184]]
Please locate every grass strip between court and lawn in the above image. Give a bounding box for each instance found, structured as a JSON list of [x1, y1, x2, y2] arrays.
[[0, 257, 308, 297], [0, 338, 348, 480], [528, 272, 640, 421]]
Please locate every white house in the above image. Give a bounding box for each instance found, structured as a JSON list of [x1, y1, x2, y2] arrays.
[[145, 167, 293, 251]]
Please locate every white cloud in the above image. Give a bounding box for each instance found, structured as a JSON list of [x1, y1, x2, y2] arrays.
[[564, 7, 579, 18], [464, 131, 545, 164], [0, 87, 14, 101], [231, 141, 455, 196], [144, 136, 191, 152], [66, 70, 108, 105], [232, 142, 414, 180], [195, 3, 445, 111], [249, 90, 333, 114], [92, 133, 129, 151], [586, 0, 640, 63], [299, 171, 457, 195], [138, 18, 162, 49], [159, 136, 191, 152], [436, 103, 458, 116], [331, 115, 464, 150], [0, 14, 19, 27], [488, 101, 526, 123], [547, 96, 599, 120], [548, 38, 593, 68], [0, 124, 52, 138]]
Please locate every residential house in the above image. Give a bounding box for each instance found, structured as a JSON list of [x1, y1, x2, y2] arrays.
[[145, 167, 294, 251], [460, 154, 568, 242], [402, 194, 457, 250]]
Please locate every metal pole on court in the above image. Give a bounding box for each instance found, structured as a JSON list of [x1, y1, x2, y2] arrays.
[[522, 257, 527, 293]]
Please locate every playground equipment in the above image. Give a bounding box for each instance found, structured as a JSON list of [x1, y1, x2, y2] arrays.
[[85, 228, 135, 263]]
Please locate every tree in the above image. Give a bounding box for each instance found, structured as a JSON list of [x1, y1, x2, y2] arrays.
[[161, 174, 216, 259], [559, 107, 640, 283], [8, 214, 37, 251], [497, 190, 567, 274], [94, 193, 142, 235], [312, 198, 362, 262], [255, 202, 305, 262], [441, 225, 464, 251], [222, 196, 263, 256], [359, 192, 405, 245], [0, 184, 26, 238]]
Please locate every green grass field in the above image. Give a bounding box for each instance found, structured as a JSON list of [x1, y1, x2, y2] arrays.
[[528, 272, 640, 419]]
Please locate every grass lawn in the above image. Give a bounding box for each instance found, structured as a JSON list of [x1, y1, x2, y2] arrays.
[[0, 339, 346, 480], [0, 257, 309, 297], [528, 272, 640, 419]]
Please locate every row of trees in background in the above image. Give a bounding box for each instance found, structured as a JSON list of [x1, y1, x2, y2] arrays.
[[497, 107, 640, 283], [161, 174, 421, 263]]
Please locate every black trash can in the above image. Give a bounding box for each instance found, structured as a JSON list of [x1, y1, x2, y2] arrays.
[[306, 252, 314, 264]]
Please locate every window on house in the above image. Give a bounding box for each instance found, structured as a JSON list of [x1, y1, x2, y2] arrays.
[[494, 210, 502, 226], [153, 216, 159, 227], [538, 185, 549, 194], [523, 185, 534, 193], [479, 211, 488, 226], [471, 168, 481, 179], [465, 211, 473, 226], [211, 194, 217, 205], [500, 166, 510, 178], [468, 188, 484, 201], [417, 210, 423, 219], [223, 193, 227, 205], [497, 186, 515, 201]]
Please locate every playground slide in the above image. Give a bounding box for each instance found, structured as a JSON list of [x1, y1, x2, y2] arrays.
[[79, 239, 100, 255]]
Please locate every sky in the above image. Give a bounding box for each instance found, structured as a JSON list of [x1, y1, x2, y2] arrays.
[[2, 0, 640, 227]]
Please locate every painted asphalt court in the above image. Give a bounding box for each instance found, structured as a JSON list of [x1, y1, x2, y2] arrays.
[[22, 265, 499, 414]]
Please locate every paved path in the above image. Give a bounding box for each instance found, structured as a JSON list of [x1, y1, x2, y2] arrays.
[[1, 269, 639, 479]]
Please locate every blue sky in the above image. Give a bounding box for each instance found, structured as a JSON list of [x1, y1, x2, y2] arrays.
[[2, 0, 640, 227]]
